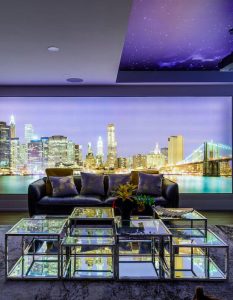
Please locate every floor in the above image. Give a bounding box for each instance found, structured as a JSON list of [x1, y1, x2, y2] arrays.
[[0, 211, 232, 225]]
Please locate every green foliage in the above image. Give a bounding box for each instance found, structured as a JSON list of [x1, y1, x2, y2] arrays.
[[134, 194, 155, 206], [112, 183, 137, 202]]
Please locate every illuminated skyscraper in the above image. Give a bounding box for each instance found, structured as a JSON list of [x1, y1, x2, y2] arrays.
[[133, 154, 147, 169], [10, 138, 20, 172], [67, 141, 75, 163], [10, 115, 16, 138], [117, 157, 128, 169], [25, 124, 34, 144], [28, 139, 43, 174], [107, 124, 117, 168], [96, 136, 104, 166], [168, 135, 184, 165], [41, 137, 49, 169], [85, 142, 96, 169], [154, 142, 161, 154], [161, 147, 168, 165], [0, 121, 11, 168], [48, 135, 68, 167], [75, 144, 83, 166]]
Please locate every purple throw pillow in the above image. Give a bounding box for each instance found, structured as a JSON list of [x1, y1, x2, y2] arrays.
[[49, 176, 78, 197], [108, 174, 131, 195], [137, 172, 163, 196], [80, 172, 105, 196]]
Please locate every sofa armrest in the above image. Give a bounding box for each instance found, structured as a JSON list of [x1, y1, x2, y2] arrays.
[[28, 179, 46, 216], [162, 178, 179, 208]]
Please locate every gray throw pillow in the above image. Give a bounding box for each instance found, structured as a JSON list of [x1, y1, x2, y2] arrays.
[[49, 176, 78, 197], [137, 172, 163, 196], [108, 174, 131, 195], [80, 172, 105, 196]]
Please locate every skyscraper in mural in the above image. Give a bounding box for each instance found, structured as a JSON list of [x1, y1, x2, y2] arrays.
[[168, 135, 184, 165], [85, 142, 96, 168], [24, 124, 34, 144], [0, 121, 11, 168], [10, 115, 16, 138], [96, 136, 104, 166], [107, 124, 117, 168]]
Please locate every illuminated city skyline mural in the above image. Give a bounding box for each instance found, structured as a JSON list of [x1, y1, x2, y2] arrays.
[[0, 97, 232, 193], [120, 0, 233, 71], [0, 97, 231, 157]]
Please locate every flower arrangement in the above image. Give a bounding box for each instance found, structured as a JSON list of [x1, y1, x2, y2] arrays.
[[112, 183, 137, 202], [112, 184, 155, 219]]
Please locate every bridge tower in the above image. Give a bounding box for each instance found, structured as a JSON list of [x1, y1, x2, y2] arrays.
[[203, 142, 220, 177]]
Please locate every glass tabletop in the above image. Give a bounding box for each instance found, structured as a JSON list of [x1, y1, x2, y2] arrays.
[[7, 218, 67, 235], [71, 227, 114, 237], [172, 229, 227, 246], [70, 207, 114, 219], [154, 208, 206, 220], [116, 219, 171, 236], [62, 236, 115, 246]]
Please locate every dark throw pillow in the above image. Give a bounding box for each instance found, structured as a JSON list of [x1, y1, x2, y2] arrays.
[[80, 172, 105, 196], [49, 176, 78, 197], [108, 174, 131, 195], [137, 172, 163, 196], [45, 168, 74, 196]]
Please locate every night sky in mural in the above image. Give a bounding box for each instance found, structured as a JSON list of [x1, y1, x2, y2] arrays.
[[120, 0, 233, 71]]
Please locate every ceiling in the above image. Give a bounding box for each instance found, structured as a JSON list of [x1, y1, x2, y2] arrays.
[[0, 0, 132, 85]]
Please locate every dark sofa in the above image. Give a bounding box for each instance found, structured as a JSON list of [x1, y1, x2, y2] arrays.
[[28, 175, 179, 216]]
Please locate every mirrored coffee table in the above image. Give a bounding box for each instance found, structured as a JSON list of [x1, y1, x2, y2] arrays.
[[153, 207, 207, 236], [115, 217, 172, 280], [171, 228, 229, 281], [61, 225, 116, 279], [5, 217, 67, 280]]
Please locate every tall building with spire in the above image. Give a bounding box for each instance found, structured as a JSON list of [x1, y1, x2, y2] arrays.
[[10, 115, 16, 138], [107, 124, 117, 168], [96, 136, 104, 166], [24, 124, 34, 144], [85, 142, 96, 169]]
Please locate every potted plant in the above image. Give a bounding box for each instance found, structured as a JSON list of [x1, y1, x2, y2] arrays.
[[134, 194, 155, 215], [112, 183, 137, 224]]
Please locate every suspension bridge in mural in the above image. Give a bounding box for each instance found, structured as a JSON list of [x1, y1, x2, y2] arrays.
[[160, 142, 232, 177]]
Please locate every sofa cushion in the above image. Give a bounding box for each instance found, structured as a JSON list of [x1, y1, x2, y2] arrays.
[[50, 176, 78, 197], [108, 174, 131, 195], [80, 172, 105, 196], [154, 196, 167, 206], [137, 172, 163, 196], [131, 170, 159, 186], [39, 195, 103, 206], [45, 168, 73, 196], [104, 196, 117, 205]]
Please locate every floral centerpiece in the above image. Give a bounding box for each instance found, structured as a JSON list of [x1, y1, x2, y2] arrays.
[[112, 183, 137, 222], [112, 183, 155, 221]]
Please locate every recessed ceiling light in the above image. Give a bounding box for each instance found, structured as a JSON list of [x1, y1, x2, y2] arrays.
[[48, 46, 60, 52], [66, 78, 84, 83]]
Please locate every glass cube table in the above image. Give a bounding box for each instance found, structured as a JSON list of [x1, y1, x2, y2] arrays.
[[61, 225, 116, 279], [153, 207, 207, 236], [115, 217, 172, 280], [5, 217, 67, 280], [171, 228, 229, 281]]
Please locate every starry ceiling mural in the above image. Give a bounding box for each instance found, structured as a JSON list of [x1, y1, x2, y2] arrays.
[[120, 0, 233, 71]]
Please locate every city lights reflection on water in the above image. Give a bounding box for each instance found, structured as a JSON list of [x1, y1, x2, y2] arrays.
[[0, 175, 231, 194]]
